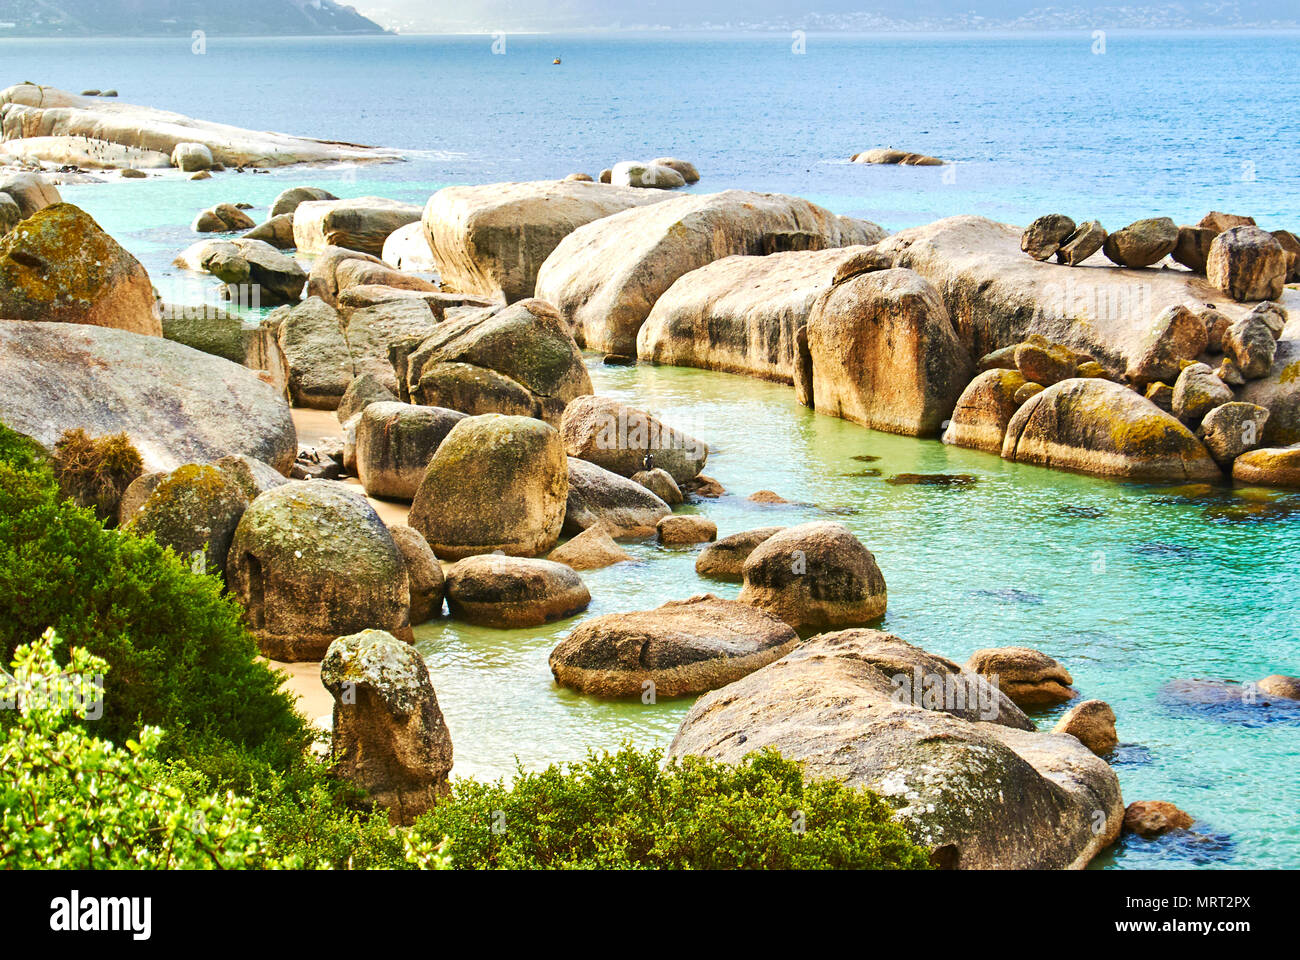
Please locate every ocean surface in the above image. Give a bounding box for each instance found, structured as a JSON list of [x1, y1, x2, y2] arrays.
[[3, 31, 1298, 869]]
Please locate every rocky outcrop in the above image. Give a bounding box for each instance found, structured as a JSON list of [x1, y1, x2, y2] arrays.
[[401, 299, 592, 425], [293, 197, 422, 257], [636, 247, 876, 384], [695, 526, 784, 581], [0, 84, 403, 168], [943, 368, 1028, 453], [737, 521, 887, 632], [966, 647, 1076, 707], [408, 414, 568, 560], [226, 482, 412, 661], [321, 630, 452, 826], [563, 456, 672, 537], [445, 554, 590, 627], [174, 236, 306, 306], [799, 267, 971, 436], [125, 463, 249, 576], [0, 320, 296, 473], [355, 401, 466, 500], [387, 524, 445, 625], [0, 203, 159, 335], [421, 179, 668, 302], [560, 395, 707, 484], [669, 629, 1123, 869], [550, 594, 798, 697], [1001, 378, 1222, 481], [535, 189, 884, 355]]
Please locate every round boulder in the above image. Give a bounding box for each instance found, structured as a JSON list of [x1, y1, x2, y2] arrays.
[[564, 456, 671, 537], [547, 524, 632, 570], [944, 368, 1028, 454], [561, 395, 707, 484], [226, 482, 412, 661], [695, 526, 784, 581], [408, 414, 568, 560], [549, 594, 799, 698], [1102, 217, 1178, 268], [657, 514, 717, 545], [356, 401, 467, 500], [1257, 675, 1300, 700], [1123, 801, 1194, 838], [737, 521, 887, 632], [126, 463, 249, 576], [1207, 226, 1287, 302], [966, 646, 1076, 707], [445, 554, 590, 628], [1232, 444, 1300, 487], [1052, 699, 1118, 755]]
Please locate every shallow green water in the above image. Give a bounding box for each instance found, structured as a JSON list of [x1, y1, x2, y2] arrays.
[[55, 176, 1300, 870]]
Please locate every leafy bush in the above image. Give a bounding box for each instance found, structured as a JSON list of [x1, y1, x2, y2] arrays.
[[50, 428, 143, 523], [416, 746, 931, 870], [0, 631, 286, 869], [0, 423, 309, 781]]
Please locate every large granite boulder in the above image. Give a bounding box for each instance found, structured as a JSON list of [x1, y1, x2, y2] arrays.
[[737, 521, 888, 632], [1198, 401, 1269, 466], [273, 297, 353, 408], [0, 320, 296, 473], [1237, 340, 1300, 444], [943, 368, 1029, 453], [336, 370, 399, 423], [535, 189, 884, 355], [1207, 226, 1287, 302], [355, 401, 466, 500], [445, 554, 590, 628], [244, 214, 296, 249], [669, 629, 1122, 869], [321, 629, 452, 826], [125, 463, 249, 576], [0, 203, 159, 335], [560, 395, 707, 484], [341, 298, 439, 392], [0, 84, 401, 167], [160, 303, 246, 363], [421, 179, 669, 302], [1124, 305, 1208, 390], [1171, 362, 1233, 425], [549, 594, 798, 697], [636, 247, 876, 383], [408, 414, 568, 560], [381, 221, 436, 272], [799, 267, 971, 436], [402, 299, 592, 425], [1001, 378, 1222, 481], [563, 456, 672, 537], [226, 482, 412, 661], [1223, 315, 1277, 381], [293, 196, 422, 257], [0, 193, 18, 235]]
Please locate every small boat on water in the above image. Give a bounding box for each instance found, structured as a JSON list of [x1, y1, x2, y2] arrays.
[[553, 57, 562, 65]]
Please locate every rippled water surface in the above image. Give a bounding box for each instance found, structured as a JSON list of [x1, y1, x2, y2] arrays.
[[11, 31, 1299, 868]]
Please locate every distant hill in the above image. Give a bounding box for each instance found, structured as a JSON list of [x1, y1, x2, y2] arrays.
[[0, 0, 389, 36]]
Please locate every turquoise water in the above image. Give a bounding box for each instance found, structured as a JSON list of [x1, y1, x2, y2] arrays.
[[14, 31, 1300, 868]]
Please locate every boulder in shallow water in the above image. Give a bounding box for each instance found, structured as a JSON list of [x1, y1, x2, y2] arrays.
[[0, 203, 159, 335], [561, 395, 708, 484], [549, 594, 798, 698], [630, 467, 682, 505], [1123, 801, 1194, 838], [0, 319, 296, 474], [381, 221, 436, 272], [387, 524, 445, 625], [270, 186, 338, 219], [421, 179, 667, 302], [1001, 378, 1222, 481], [547, 523, 632, 570], [563, 456, 672, 537], [192, 202, 255, 233], [657, 514, 717, 545], [174, 236, 305, 306], [408, 414, 568, 560], [226, 482, 412, 660], [1207, 226, 1287, 302], [648, 156, 700, 183], [943, 368, 1028, 454], [355, 401, 466, 501], [966, 646, 1076, 707], [851, 148, 944, 166], [445, 554, 590, 627], [1102, 217, 1178, 268], [694, 526, 784, 581], [801, 267, 972, 437], [1231, 444, 1300, 486], [737, 521, 887, 632], [610, 160, 686, 189], [293, 196, 422, 257], [669, 628, 1121, 869], [322, 629, 452, 826], [1257, 675, 1300, 700], [243, 212, 296, 250], [1052, 699, 1118, 755], [534, 189, 882, 355]]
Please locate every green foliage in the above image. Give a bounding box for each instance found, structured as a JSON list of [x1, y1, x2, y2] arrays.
[[0, 423, 309, 781], [50, 428, 143, 523], [417, 745, 931, 870], [0, 631, 287, 869]]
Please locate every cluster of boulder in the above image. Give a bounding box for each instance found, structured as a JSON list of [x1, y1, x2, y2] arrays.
[[587, 156, 700, 189], [850, 148, 944, 166], [1021, 210, 1298, 302]]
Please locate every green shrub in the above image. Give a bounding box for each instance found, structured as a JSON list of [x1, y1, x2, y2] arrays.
[[0, 631, 288, 869], [416, 746, 931, 870], [0, 423, 309, 781], [50, 428, 143, 523]]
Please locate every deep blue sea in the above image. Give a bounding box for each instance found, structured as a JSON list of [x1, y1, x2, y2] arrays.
[[2, 31, 1298, 869]]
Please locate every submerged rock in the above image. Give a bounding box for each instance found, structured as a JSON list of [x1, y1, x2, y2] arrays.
[[0, 203, 159, 335], [669, 629, 1122, 869], [226, 482, 412, 661], [737, 521, 887, 632], [549, 594, 798, 698], [851, 148, 944, 166], [322, 629, 452, 826], [445, 554, 590, 628], [1124, 801, 1194, 838]]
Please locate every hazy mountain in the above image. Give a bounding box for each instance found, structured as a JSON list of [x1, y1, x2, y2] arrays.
[[358, 0, 1300, 33], [0, 0, 388, 36]]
